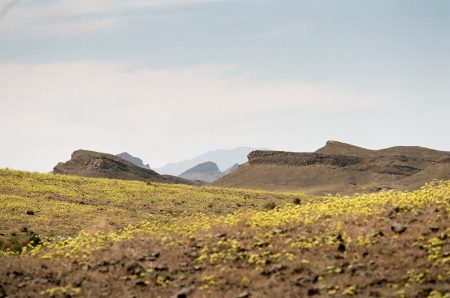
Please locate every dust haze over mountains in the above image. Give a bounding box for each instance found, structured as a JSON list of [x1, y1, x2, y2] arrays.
[[179, 161, 240, 183], [155, 147, 255, 176]]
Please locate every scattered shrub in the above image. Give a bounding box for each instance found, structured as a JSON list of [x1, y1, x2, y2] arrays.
[[264, 202, 276, 210]]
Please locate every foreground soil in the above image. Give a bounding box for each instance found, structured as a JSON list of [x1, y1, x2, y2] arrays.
[[0, 170, 449, 297]]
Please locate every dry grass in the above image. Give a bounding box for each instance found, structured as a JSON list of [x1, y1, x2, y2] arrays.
[[0, 169, 449, 297], [0, 169, 304, 251]]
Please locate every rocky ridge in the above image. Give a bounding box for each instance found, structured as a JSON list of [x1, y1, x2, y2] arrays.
[[215, 141, 450, 194], [54, 150, 194, 185]]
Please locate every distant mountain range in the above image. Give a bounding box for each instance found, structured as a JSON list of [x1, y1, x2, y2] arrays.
[[51, 141, 449, 194], [155, 147, 255, 176], [116, 152, 151, 169], [179, 161, 239, 183]]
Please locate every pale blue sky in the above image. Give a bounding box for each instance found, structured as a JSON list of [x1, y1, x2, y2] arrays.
[[0, 0, 449, 172]]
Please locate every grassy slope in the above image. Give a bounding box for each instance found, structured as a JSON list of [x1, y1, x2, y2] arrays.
[[0, 169, 302, 248], [0, 169, 449, 297]]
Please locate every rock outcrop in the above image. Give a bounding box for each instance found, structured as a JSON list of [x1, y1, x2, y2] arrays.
[[215, 141, 450, 195], [54, 150, 194, 185]]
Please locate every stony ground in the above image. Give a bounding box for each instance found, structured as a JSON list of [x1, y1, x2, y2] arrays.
[[0, 170, 449, 297]]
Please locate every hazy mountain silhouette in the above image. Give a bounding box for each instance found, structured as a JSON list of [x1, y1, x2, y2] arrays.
[[179, 161, 223, 183], [116, 152, 151, 169], [155, 147, 255, 176], [179, 161, 241, 183]]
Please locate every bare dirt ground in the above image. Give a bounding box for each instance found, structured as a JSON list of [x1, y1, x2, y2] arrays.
[[1, 205, 449, 298], [1, 170, 449, 298]]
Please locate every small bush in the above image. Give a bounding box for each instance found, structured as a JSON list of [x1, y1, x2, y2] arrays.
[[264, 202, 276, 210], [28, 233, 42, 247]]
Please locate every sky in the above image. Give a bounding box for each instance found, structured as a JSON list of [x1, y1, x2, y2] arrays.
[[0, 0, 449, 172]]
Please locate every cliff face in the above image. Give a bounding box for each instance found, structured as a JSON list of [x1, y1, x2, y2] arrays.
[[54, 150, 194, 185], [215, 141, 450, 195], [247, 151, 364, 167]]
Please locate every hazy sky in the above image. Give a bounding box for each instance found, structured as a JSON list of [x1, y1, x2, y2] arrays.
[[0, 0, 449, 172]]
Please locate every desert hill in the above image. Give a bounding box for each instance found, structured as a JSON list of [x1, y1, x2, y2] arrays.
[[179, 161, 240, 183], [316, 140, 448, 161], [116, 152, 151, 169], [53, 150, 194, 185], [215, 141, 450, 194]]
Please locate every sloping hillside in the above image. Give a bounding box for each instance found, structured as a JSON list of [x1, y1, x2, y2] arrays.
[[215, 141, 450, 194], [54, 150, 192, 185], [223, 163, 240, 175], [1, 169, 449, 297]]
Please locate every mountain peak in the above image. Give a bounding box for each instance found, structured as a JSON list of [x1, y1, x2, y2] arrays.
[[181, 161, 219, 174], [179, 161, 223, 183], [116, 152, 151, 169], [315, 140, 374, 157]]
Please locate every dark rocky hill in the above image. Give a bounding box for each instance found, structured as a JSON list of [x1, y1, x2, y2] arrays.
[[54, 150, 194, 185], [215, 141, 450, 194]]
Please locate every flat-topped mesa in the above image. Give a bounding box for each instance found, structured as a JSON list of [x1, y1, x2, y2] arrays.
[[215, 141, 450, 195], [248, 150, 363, 167]]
